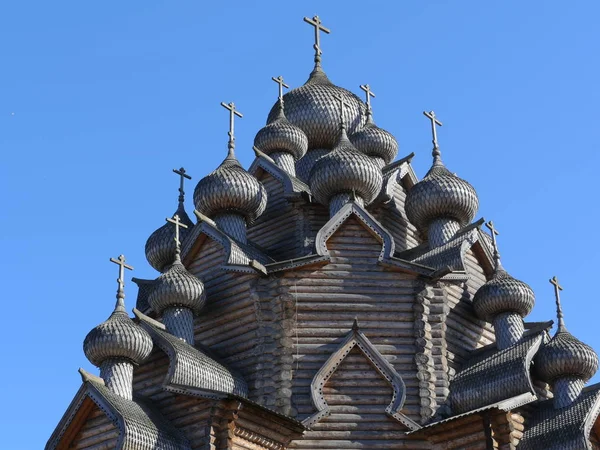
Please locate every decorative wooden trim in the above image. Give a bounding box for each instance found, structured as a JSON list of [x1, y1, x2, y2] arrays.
[[303, 321, 419, 431], [233, 426, 286, 450], [315, 201, 395, 260], [249, 155, 311, 198]]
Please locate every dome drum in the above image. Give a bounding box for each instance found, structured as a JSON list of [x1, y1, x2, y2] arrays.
[[215, 213, 248, 243], [493, 312, 526, 350], [162, 307, 196, 344], [271, 152, 297, 177], [329, 192, 363, 216], [428, 218, 461, 248], [99, 358, 136, 400]]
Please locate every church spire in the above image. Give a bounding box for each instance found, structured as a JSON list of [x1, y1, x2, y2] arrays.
[[109, 254, 133, 309], [423, 110, 443, 165], [550, 276, 566, 332], [485, 220, 501, 272]]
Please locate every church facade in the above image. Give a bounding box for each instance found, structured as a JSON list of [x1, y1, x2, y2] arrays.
[[47, 16, 600, 450]]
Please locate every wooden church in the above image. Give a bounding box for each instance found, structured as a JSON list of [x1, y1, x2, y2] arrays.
[[46, 15, 600, 450]]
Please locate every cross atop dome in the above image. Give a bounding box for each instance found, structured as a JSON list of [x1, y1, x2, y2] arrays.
[[272, 76, 289, 103], [166, 214, 189, 256], [550, 275, 566, 331], [334, 94, 351, 128], [303, 15, 330, 67], [360, 84, 376, 111], [109, 254, 133, 302], [173, 167, 191, 205], [221, 101, 243, 154], [485, 220, 501, 269], [423, 110, 443, 155]]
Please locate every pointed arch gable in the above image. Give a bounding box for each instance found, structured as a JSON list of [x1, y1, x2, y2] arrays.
[[315, 202, 395, 260], [304, 322, 419, 431]]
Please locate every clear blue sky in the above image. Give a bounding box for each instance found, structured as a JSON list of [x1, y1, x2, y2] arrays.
[[1, 1, 599, 448]]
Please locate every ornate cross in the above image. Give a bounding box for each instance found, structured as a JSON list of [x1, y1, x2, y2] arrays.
[[110, 254, 133, 298], [303, 15, 330, 64], [423, 110, 443, 150], [334, 94, 351, 126], [221, 101, 243, 150], [550, 275, 566, 331], [272, 76, 289, 102], [360, 84, 376, 110], [166, 214, 189, 251], [485, 220, 500, 267], [173, 167, 191, 204]]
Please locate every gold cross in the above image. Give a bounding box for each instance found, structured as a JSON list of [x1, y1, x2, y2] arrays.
[[272, 76, 289, 102], [423, 110, 443, 150], [166, 214, 189, 251], [110, 254, 133, 297], [360, 84, 376, 110], [303, 15, 330, 64], [173, 167, 191, 204], [549, 276, 565, 331], [221, 101, 243, 150]]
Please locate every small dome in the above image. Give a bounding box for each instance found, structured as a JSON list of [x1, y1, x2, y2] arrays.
[[145, 205, 194, 273], [148, 258, 206, 316], [405, 154, 479, 232], [267, 68, 365, 149], [84, 300, 153, 367], [535, 330, 599, 383], [473, 269, 535, 322], [349, 115, 398, 166], [194, 150, 267, 223], [310, 127, 383, 206], [254, 101, 308, 161]]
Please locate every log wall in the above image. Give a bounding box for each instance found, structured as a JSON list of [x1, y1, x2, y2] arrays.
[[69, 403, 119, 450]]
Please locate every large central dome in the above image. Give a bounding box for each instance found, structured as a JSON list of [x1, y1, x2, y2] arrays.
[[267, 67, 366, 149]]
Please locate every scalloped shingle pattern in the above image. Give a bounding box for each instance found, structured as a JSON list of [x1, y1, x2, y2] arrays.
[[349, 120, 398, 166], [84, 308, 153, 367], [194, 156, 267, 224], [310, 133, 383, 206], [450, 332, 542, 414], [266, 68, 366, 149], [405, 163, 479, 232], [254, 103, 308, 161], [148, 261, 206, 316], [535, 330, 599, 382], [473, 269, 535, 322], [519, 386, 600, 450], [145, 205, 194, 273]]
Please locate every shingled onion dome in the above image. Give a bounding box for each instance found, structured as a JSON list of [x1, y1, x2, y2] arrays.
[[194, 102, 267, 244], [310, 118, 383, 217], [268, 17, 366, 181], [473, 223, 535, 350], [148, 219, 206, 345], [349, 85, 398, 169], [535, 277, 599, 409], [84, 256, 153, 400], [145, 168, 195, 273], [405, 113, 478, 247], [254, 80, 308, 177]]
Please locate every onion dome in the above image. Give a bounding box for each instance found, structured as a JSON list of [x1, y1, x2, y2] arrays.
[[145, 168, 195, 273], [147, 257, 206, 316], [254, 99, 308, 161], [310, 125, 383, 207], [145, 204, 193, 273], [473, 269, 535, 322], [405, 148, 478, 233], [535, 277, 598, 383], [84, 300, 153, 366], [194, 148, 267, 223], [266, 67, 365, 149], [349, 84, 398, 167]]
